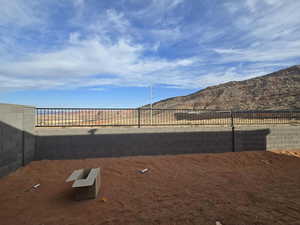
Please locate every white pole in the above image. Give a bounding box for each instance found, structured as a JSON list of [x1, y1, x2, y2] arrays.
[[150, 85, 153, 125]]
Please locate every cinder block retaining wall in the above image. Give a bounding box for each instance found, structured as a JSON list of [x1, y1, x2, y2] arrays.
[[34, 127, 234, 160], [34, 126, 300, 160], [236, 126, 300, 151], [1, 103, 300, 177], [0, 104, 35, 177]]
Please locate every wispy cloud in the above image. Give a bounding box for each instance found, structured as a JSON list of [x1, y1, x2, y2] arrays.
[[0, 0, 43, 26], [0, 0, 299, 92], [0, 34, 198, 90], [213, 0, 300, 70]]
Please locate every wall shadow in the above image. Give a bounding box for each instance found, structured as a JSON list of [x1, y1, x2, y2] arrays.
[[35, 129, 270, 160], [0, 121, 35, 177], [235, 129, 270, 152]]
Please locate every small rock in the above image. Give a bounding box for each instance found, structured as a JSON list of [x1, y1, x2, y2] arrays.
[[139, 168, 149, 174], [261, 160, 271, 165], [33, 184, 40, 189], [100, 197, 108, 202]]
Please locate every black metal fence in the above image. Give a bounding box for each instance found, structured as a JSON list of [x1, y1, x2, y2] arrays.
[[35, 108, 300, 127]]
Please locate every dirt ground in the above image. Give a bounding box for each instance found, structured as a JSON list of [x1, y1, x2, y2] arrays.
[[0, 151, 300, 225]]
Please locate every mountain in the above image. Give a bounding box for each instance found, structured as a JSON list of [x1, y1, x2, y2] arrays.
[[148, 65, 300, 110]]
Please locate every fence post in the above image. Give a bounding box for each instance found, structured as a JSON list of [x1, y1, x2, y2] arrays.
[[231, 110, 235, 152], [138, 108, 141, 128]]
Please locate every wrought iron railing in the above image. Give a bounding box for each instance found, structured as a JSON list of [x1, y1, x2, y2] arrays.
[[35, 108, 300, 127]]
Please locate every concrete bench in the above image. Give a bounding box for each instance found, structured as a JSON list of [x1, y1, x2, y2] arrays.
[[66, 168, 101, 200]]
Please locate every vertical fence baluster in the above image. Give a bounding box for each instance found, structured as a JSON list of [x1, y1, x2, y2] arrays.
[[138, 108, 141, 128]]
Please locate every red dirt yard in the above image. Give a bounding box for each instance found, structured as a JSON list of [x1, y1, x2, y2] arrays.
[[0, 151, 300, 225]]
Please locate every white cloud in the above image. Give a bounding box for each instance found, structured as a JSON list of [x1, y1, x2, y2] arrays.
[[86, 9, 132, 42], [1, 38, 141, 77], [0, 0, 299, 93], [0, 1, 200, 91], [150, 27, 182, 43], [166, 0, 184, 11], [214, 41, 300, 63], [243, 0, 282, 12], [74, 0, 85, 7], [106, 9, 130, 32], [224, 2, 239, 14], [129, 0, 184, 26], [0, 0, 43, 26], [0, 34, 200, 90], [89, 87, 106, 91], [213, 48, 241, 54], [245, 0, 259, 12], [218, 0, 300, 65]]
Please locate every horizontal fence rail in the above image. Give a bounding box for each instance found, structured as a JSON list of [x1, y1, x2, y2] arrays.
[[35, 108, 300, 127]]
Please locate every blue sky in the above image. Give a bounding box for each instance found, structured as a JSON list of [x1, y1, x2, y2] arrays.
[[0, 0, 300, 107]]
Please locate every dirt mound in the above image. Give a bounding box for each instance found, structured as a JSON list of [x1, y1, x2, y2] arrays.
[[0, 151, 300, 225]]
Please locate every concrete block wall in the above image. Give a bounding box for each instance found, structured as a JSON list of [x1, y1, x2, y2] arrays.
[[1, 102, 300, 177], [34, 127, 233, 160], [267, 126, 300, 150], [234, 128, 270, 152], [0, 104, 35, 177], [35, 126, 300, 160], [235, 126, 300, 151], [22, 107, 36, 164]]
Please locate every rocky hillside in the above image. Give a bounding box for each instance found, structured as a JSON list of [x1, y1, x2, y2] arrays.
[[148, 65, 300, 110]]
